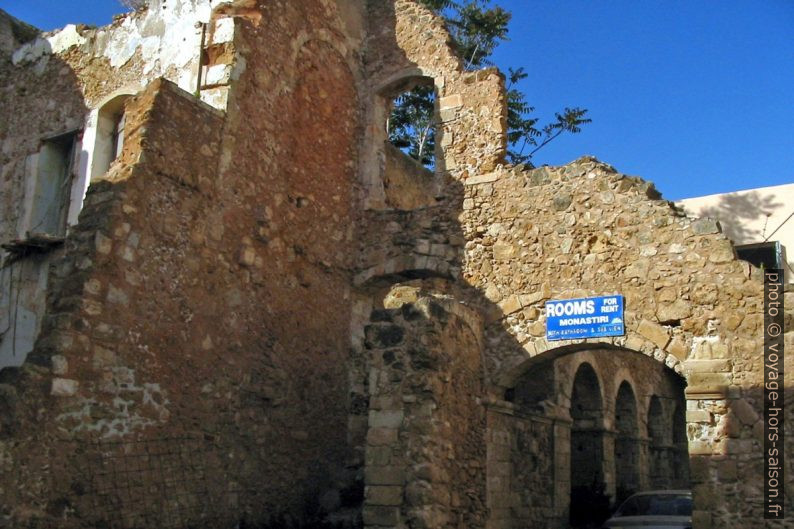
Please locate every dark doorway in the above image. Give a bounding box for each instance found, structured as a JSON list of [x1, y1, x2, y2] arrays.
[[614, 381, 640, 504], [569, 362, 610, 528]]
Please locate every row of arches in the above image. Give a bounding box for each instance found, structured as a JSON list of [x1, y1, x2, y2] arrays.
[[570, 362, 688, 507], [507, 348, 690, 528]]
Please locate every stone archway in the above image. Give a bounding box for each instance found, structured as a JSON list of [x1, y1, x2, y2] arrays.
[[568, 362, 611, 528], [614, 381, 640, 504], [489, 346, 691, 529], [570, 362, 606, 494]]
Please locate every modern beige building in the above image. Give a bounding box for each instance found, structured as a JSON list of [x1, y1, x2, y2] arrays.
[[679, 183, 794, 284]]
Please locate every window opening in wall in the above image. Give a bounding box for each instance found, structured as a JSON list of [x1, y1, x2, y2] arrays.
[[92, 94, 131, 180], [28, 131, 78, 239], [387, 82, 437, 169]]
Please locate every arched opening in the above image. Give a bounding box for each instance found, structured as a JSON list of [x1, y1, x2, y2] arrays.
[[376, 76, 440, 210], [569, 362, 609, 528], [489, 347, 691, 529], [614, 381, 640, 504], [91, 94, 131, 180], [387, 79, 437, 168], [671, 403, 690, 487], [647, 395, 669, 488]]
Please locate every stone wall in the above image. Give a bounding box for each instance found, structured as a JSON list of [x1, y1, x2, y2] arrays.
[[1, 78, 238, 527], [360, 0, 507, 208], [213, 0, 367, 521], [0, 40, 361, 526], [383, 143, 437, 210], [362, 295, 486, 529], [457, 158, 793, 528], [0, 0, 238, 370], [0, 11, 87, 370], [0, 0, 365, 525]]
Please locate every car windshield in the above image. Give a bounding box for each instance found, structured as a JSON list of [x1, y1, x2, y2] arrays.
[[616, 494, 692, 517]]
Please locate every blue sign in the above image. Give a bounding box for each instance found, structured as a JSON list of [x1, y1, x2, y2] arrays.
[[545, 295, 624, 341]]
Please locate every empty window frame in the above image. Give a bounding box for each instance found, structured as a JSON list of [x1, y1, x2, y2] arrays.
[[92, 94, 131, 179], [387, 79, 438, 169], [25, 131, 79, 238]]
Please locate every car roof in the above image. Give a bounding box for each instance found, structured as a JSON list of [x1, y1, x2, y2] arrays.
[[628, 490, 691, 496]]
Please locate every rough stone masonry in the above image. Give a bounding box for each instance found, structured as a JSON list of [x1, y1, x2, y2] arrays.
[[0, 1, 791, 528]]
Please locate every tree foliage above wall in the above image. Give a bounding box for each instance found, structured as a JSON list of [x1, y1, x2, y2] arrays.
[[390, 0, 591, 168]]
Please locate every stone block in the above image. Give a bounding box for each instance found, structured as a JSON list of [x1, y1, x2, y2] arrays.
[[439, 93, 462, 109], [668, 242, 686, 253], [686, 410, 712, 423], [367, 427, 398, 446], [685, 385, 729, 400], [637, 319, 670, 349], [365, 466, 405, 486], [83, 279, 102, 296], [369, 410, 404, 429], [465, 172, 500, 186], [708, 243, 735, 263], [683, 359, 732, 373], [624, 334, 646, 352], [656, 299, 692, 322], [204, 63, 232, 85], [51, 355, 68, 375], [691, 218, 720, 235], [665, 336, 688, 360], [498, 295, 522, 315], [366, 485, 403, 506], [51, 378, 79, 397], [211, 17, 235, 44], [92, 346, 118, 369], [95, 232, 112, 254], [492, 241, 516, 260], [238, 246, 256, 266], [688, 372, 732, 387], [362, 505, 400, 526], [366, 446, 392, 466], [107, 285, 129, 305], [689, 441, 713, 456], [553, 193, 572, 211], [439, 107, 457, 122], [731, 398, 759, 426]]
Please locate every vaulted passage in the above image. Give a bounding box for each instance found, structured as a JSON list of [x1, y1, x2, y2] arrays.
[[492, 347, 691, 529]]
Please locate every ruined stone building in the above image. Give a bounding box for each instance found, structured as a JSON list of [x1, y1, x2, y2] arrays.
[[0, 1, 791, 528]]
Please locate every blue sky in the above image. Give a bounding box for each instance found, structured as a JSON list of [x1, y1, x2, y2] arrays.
[[1, 0, 792, 200]]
